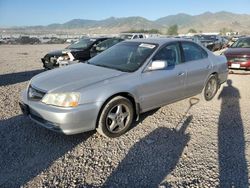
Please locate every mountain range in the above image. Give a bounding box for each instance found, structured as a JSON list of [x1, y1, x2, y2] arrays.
[[2, 11, 250, 34]]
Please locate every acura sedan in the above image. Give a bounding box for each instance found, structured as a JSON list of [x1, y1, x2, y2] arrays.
[[20, 38, 228, 138]]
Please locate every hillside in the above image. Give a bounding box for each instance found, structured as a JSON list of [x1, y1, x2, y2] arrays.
[[157, 11, 250, 33], [1, 11, 250, 34]]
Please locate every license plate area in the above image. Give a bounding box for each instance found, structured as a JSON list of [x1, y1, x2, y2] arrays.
[[231, 63, 240, 68], [19, 102, 30, 116]]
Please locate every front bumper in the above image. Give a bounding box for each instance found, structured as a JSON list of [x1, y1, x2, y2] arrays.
[[20, 90, 101, 135], [41, 58, 58, 70]]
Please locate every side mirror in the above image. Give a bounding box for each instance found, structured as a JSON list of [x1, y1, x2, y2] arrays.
[[147, 60, 168, 71]]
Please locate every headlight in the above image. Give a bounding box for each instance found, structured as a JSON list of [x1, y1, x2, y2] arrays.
[[57, 55, 70, 62], [42, 92, 80, 107]]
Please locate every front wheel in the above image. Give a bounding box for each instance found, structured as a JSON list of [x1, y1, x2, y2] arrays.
[[202, 74, 219, 101], [96, 96, 134, 138]]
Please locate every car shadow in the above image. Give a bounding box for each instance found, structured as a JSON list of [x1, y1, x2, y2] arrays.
[[102, 115, 192, 187], [0, 69, 43, 86], [0, 115, 93, 187], [217, 79, 249, 187]]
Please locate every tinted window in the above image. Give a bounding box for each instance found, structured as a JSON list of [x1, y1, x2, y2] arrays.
[[120, 34, 133, 40], [153, 43, 181, 66], [66, 38, 95, 49], [96, 38, 123, 51], [182, 42, 208, 62]]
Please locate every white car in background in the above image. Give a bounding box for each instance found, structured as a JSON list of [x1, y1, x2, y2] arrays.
[[120, 33, 147, 40]]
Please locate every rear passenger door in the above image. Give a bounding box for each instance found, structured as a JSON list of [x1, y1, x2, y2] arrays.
[[181, 41, 212, 96]]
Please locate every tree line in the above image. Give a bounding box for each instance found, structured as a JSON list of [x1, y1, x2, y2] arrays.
[[123, 25, 236, 36]]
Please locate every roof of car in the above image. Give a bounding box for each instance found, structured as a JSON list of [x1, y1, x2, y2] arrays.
[[125, 38, 188, 45], [81, 37, 110, 40], [239, 36, 250, 39]]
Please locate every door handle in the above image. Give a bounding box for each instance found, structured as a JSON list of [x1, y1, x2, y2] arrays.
[[178, 72, 185, 76]]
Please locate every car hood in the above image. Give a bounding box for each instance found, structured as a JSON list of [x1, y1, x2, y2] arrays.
[[31, 63, 125, 93], [46, 50, 63, 57], [46, 48, 84, 57], [224, 48, 250, 56]]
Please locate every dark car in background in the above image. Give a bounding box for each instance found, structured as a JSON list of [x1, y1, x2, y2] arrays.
[[224, 37, 250, 70], [193, 35, 223, 51], [90, 37, 124, 57], [41, 37, 109, 69]]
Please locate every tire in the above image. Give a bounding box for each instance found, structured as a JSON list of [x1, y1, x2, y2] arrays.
[[202, 74, 219, 101], [96, 96, 134, 138]]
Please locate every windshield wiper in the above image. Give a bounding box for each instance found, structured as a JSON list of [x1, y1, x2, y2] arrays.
[[93, 64, 128, 72], [94, 64, 116, 69]]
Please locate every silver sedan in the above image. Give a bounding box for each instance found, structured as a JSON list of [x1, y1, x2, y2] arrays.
[[20, 38, 228, 137]]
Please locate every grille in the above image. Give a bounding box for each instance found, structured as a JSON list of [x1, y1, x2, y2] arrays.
[[50, 56, 58, 64], [28, 86, 46, 101]]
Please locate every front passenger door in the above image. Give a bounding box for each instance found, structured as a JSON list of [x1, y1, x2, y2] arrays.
[[139, 43, 187, 111]]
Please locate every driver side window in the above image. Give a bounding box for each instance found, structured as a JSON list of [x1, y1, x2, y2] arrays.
[[153, 43, 181, 66]]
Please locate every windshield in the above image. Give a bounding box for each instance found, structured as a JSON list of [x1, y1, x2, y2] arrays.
[[120, 34, 134, 40], [66, 38, 95, 49], [96, 38, 123, 52], [88, 42, 157, 72], [231, 38, 250, 48], [194, 35, 217, 41]]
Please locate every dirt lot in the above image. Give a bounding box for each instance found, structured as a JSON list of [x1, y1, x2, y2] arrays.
[[0, 44, 250, 187]]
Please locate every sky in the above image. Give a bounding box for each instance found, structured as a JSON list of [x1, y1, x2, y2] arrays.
[[0, 0, 250, 27]]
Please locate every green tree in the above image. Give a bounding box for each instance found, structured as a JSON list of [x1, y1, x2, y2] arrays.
[[167, 25, 178, 35], [122, 29, 161, 34], [188, 28, 197, 33], [220, 27, 233, 35]]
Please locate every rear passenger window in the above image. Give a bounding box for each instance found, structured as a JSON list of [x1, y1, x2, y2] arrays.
[[182, 42, 208, 62], [153, 43, 181, 66]]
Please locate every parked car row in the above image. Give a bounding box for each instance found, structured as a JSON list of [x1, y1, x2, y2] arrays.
[[0, 36, 68, 45], [41, 33, 146, 69], [20, 38, 228, 138], [41, 34, 248, 71], [193, 35, 225, 51]]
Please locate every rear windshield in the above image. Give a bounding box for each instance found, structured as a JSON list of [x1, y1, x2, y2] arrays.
[[231, 38, 250, 48]]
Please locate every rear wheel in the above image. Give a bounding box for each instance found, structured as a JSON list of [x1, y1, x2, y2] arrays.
[[96, 96, 134, 138], [202, 74, 219, 101]]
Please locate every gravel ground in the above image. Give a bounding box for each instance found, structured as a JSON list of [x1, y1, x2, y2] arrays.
[[0, 44, 250, 188]]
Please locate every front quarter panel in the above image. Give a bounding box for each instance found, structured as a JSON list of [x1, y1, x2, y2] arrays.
[[78, 73, 140, 107]]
